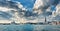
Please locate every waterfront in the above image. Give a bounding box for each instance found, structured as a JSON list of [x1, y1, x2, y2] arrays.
[[0, 24, 60, 31]]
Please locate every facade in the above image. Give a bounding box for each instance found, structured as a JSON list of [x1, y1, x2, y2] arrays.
[[51, 21, 60, 25]]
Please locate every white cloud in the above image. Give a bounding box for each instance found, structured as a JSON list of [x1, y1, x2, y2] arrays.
[[33, 0, 50, 14], [0, 7, 17, 12], [16, 1, 23, 9], [33, 0, 43, 9], [33, 0, 55, 13], [6, 0, 11, 1], [33, 0, 51, 9], [56, 3, 60, 14], [16, 1, 27, 11]]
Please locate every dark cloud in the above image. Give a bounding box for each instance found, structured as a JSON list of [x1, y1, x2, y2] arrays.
[[0, 0, 19, 9], [0, 11, 12, 20], [52, 0, 60, 6]]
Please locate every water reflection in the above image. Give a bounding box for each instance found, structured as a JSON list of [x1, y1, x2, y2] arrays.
[[3, 24, 34, 31], [0, 24, 60, 31]]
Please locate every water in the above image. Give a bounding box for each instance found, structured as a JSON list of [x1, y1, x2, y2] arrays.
[[0, 24, 60, 31]]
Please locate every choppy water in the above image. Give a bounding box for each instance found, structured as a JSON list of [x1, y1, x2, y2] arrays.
[[0, 24, 60, 31]]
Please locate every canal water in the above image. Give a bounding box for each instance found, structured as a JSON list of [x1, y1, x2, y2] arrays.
[[0, 24, 60, 31]]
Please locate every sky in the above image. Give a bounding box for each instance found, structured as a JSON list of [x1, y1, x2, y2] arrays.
[[11, 0, 36, 8], [0, 0, 60, 23]]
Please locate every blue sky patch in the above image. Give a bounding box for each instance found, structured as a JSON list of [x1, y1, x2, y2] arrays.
[[11, 0, 36, 8]]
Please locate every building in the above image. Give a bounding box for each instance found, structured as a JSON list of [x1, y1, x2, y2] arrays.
[[51, 21, 60, 25]]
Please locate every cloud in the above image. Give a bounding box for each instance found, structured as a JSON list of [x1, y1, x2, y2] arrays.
[[32, 0, 60, 22], [0, 0, 38, 23], [33, 0, 55, 14], [33, 0, 43, 9], [0, 0, 60, 23], [33, 0, 60, 16], [0, 0, 26, 21], [0, 0, 27, 11], [56, 3, 60, 13]]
